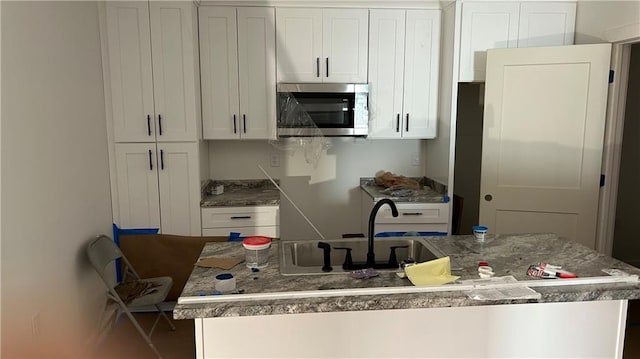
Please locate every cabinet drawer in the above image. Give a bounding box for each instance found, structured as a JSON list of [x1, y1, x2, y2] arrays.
[[201, 206, 279, 228], [375, 203, 449, 224], [202, 226, 279, 238]]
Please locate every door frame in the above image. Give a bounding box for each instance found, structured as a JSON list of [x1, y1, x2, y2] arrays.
[[596, 24, 640, 255]]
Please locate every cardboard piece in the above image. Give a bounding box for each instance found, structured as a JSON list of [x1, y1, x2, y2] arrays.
[[118, 234, 228, 301], [195, 257, 243, 269]]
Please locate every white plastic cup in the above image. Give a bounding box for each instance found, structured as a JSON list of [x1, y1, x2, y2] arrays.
[[214, 273, 236, 292], [242, 236, 272, 269], [472, 225, 488, 242]]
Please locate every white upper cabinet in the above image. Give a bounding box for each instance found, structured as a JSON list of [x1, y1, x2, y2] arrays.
[[518, 2, 576, 48], [276, 8, 368, 83], [368, 9, 440, 139], [199, 6, 276, 140], [459, 2, 519, 83], [107, 1, 199, 142], [459, 1, 576, 82]]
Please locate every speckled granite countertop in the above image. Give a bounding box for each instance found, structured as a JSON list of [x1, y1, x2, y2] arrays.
[[201, 179, 280, 207], [360, 177, 447, 203], [174, 233, 640, 319]]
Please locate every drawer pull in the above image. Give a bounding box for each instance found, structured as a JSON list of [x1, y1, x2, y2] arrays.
[[230, 216, 251, 220], [402, 212, 423, 216]]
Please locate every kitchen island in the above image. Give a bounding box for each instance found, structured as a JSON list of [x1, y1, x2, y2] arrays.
[[175, 233, 640, 358]]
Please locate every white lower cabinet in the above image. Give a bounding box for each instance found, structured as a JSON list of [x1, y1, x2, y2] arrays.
[[201, 206, 279, 238], [361, 197, 449, 236], [114, 142, 201, 236]]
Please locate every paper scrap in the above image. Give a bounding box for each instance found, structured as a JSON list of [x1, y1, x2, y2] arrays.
[[195, 257, 243, 270]]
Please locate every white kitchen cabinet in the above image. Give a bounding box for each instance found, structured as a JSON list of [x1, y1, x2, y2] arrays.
[[115, 142, 201, 236], [199, 7, 276, 140], [201, 206, 279, 238], [459, 1, 576, 82], [276, 8, 368, 83], [106, 1, 199, 142], [361, 197, 449, 236], [368, 9, 440, 139]]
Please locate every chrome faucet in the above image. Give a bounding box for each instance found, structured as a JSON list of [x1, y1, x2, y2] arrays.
[[366, 198, 398, 267]]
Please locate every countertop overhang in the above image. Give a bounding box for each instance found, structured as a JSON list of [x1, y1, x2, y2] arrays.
[[174, 233, 640, 320]]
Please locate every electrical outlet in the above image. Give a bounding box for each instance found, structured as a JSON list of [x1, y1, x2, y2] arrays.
[[411, 152, 420, 166], [270, 154, 280, 167]]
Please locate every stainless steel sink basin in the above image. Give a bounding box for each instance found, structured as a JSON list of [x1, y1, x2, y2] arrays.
[[280, 236, 452, 275]]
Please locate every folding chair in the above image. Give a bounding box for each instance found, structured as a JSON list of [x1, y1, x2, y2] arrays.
[[87, 234, 176, 359]]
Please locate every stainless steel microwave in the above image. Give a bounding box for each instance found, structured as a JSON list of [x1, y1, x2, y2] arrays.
[[277, 83, 369, 137]]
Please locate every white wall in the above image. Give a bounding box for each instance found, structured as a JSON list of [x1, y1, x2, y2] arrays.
[[208, 139, 424, 239], [575, 1, 640, 44], [1, 2, 112, 357]]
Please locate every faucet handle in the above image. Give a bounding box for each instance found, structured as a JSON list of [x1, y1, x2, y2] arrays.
[[388, 245, 409, 268], [333, 247, 354, 270]]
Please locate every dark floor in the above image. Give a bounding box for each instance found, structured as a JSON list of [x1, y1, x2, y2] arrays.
[[92, 302, 640, 358], [90, 312, 194, 359]]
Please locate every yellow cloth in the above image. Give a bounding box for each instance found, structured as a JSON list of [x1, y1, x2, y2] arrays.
[[405, 256, 460, 286]]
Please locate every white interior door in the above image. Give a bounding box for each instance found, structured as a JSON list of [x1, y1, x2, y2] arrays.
[[479, 44, 611, 249]]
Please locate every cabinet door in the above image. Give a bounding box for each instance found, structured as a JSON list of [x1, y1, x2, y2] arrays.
[[518, 2, 576, 48], [157, 142, 201, 236], [106, 2, 155, 143], [149, 2, 198, 142], [402, 10, 440, 139], [367, 9, 405, 139], [275, 8, 323, 82], [322, 9, 368, 83], [199, 7, 240, 139], [238, 7, 277, 140], [459, 2, 519, 82], [114, 143, 160, 230]]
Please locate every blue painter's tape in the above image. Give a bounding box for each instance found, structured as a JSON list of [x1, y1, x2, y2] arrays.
[[112, 224, 159, 282], [228, 232, 243, 242]]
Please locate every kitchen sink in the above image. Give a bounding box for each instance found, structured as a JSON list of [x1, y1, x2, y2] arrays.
[[280, 236, 454, 275]]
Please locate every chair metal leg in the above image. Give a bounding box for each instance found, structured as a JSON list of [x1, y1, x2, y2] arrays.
[[121, 307, 163, 359], [155, 304, 177, 331]]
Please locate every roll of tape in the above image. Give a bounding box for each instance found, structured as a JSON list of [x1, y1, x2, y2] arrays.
[[214, 273, 236, 293]]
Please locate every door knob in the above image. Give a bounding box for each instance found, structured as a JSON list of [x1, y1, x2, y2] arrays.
[[484, 194, 493, 201]]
